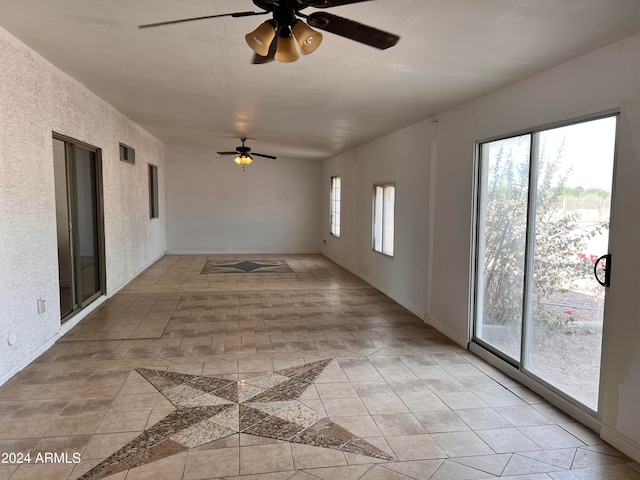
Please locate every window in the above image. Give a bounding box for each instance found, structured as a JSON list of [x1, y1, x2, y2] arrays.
[[148, 164, 159, 218], [119, 143, 135, 164], [330, 176, 341, 237], [372, 183, 395, 256]]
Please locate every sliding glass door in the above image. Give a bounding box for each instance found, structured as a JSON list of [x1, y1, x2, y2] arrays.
[[474, 115, 617, 412], [53, 136, 104, 322]]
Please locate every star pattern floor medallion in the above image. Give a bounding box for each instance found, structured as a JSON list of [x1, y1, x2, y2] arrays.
[[200, 259, 294, 274], [79, 359, 395, 479]]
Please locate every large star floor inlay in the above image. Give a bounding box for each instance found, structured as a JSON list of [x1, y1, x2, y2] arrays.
[[79, 359, 395, 479]]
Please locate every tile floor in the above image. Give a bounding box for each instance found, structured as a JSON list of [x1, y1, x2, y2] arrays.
[[1, 254, 639, 480]]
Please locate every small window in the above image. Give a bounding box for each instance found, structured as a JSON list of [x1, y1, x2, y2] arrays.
[[373, 184, 395, 256], [330, 176, 341, 238], [148, 164, 159, 218], [120, 143, 135, 164]]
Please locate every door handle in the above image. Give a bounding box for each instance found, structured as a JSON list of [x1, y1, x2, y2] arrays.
[[593, 254, 611, 287]]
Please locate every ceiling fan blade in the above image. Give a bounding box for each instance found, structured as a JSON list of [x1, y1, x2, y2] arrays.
[[139, 11, 267, 29], [303, 0, 375, 8], [217, 151, 239, 155], [253, 153, 277, 159], [252, 37, 277, 64], [307, 11, 399, 50]]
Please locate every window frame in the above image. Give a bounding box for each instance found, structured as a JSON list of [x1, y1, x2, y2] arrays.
[[330, 175, 341, 238], [372, 183, 395, 257], [119, 143, 135, 164], [148, 164, 159, 219]]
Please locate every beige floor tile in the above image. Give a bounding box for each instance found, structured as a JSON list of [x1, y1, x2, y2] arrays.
[[82, 431, 141, 459], [108, 393, 158, 412], [315, 382, 359, 399], [549, 464, 640, 479], [239, 443, 294, 475], [429, 459, 495, 480], [302, 464, 373, 480], [385, 434, 447, 461], [95, 410, 151, 433], [519, 425, 588, 450], [358, 464, 415, 479], [436, 391, 489, 410], [290, 443, 347, 469], [502, 454, 566, 476], [431, 431, 494, 457], [455, 407, 513, 430], [124, 453, 187, 480], [451, 453, 513, 476], [383, 459, 444, 480], [519, 448, 578, 470], [362, 396, 409, 415], [0, 416, 56, 439], [184, 448, 239, 479], [8, 463, 75, 480], [495, 405, 555, 427], [371, 414, 426, 436], [322, 397, 369, 417], [475, 427, 541, 453], [414, 411, 469, 433], [0, 465, 19, 480]]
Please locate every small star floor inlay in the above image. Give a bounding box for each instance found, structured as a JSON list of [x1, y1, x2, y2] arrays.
[[200, 259, 293, 274], [79, 359, 395, 480]]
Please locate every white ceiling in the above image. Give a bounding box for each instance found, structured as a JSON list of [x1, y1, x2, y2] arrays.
[[2, 0, 640, 160]]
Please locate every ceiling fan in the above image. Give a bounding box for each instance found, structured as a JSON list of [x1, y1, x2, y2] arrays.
[[217, 137, 276, 170], [139, 0, 400, 63]]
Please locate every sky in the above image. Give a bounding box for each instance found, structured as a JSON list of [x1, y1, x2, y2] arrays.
[[484, 115, 617, 192], [540, 115, 616, 191]]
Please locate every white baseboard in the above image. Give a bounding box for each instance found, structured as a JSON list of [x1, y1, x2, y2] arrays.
[[107, 251, 167, 296], [320, 252, 425, 320], [0, 251, 167, 387], [0, 337, 58, 386], [426, 315, 470, 348], [0, 295, 107, 386], [357, 271, 426, 319], [165, 249, 322, 255], [601, 425, 640, 463], [321, 250, 354, 275]]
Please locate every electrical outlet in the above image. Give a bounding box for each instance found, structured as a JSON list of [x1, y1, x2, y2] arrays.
[[37, 298, 47, 314]]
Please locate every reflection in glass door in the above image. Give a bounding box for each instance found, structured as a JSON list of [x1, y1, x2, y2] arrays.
[[474, 115, 617, 412], [53, 136, 104, 322], [475, 134, 531, 362]]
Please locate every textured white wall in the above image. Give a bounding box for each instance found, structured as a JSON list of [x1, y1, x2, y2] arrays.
[[0, 27, 166, 381], [321, 120, 436, 319], [431, 32, 640, 458], [165, 145, 322, 254]]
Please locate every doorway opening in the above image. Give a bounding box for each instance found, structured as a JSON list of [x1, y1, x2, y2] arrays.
[[53, 135, 105, 323], [472, 114, 617, 413]]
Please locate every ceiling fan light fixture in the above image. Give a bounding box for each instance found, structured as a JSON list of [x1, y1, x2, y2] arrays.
[[274, 27, 299, 63], [292, 20, 323, 55], [234, 154, 253, 165], [245, 20, 277, 57]]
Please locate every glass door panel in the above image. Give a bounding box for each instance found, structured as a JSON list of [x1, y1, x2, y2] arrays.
[[74, 147, 101, 303], [475, 134, 531, 362], [53, 139, 75, 317], [526, 116, 616, 411]]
